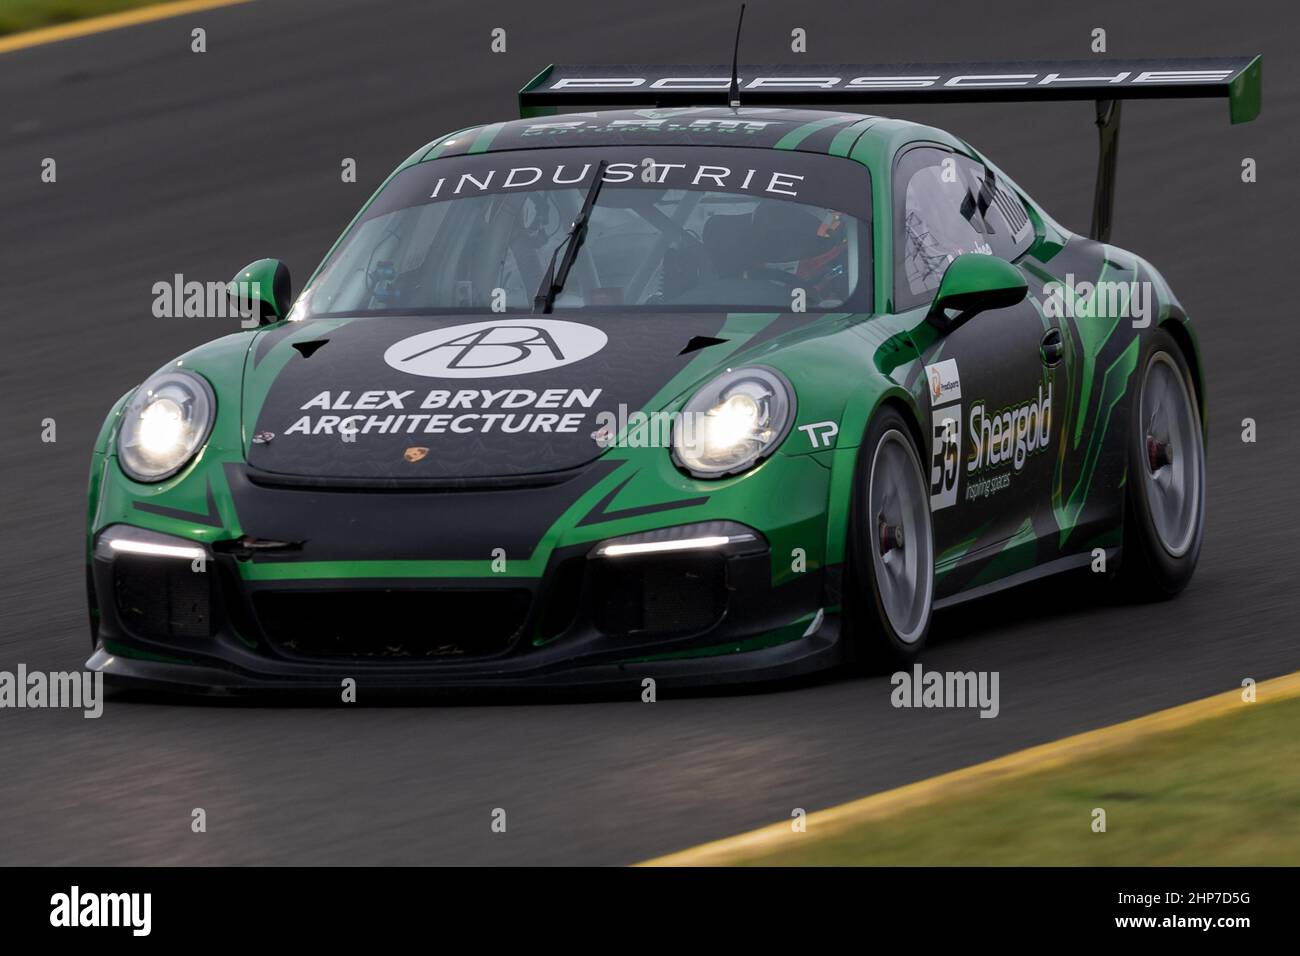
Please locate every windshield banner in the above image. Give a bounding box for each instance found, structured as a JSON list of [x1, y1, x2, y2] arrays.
[[364, 146, 872, 221]]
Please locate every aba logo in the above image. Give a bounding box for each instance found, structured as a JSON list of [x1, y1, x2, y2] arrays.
[[383, 319, 607, 378]]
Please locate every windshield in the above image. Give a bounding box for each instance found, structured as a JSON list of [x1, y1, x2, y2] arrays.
[[299, 146, 872, 315]]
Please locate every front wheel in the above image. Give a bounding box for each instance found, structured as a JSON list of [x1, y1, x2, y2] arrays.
[[844, 408, 935, 669], [1117, 328, 1205, 597]]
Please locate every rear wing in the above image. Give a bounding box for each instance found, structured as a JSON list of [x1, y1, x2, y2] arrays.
[[519, 59, 1261, 121], [518, 57, 1262, 241]]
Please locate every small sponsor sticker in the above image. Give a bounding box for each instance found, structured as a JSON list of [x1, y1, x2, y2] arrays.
[[925, 359, 962, 406]]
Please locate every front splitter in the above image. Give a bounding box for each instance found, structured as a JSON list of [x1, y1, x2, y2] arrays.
[[86, 620, 843, 698]]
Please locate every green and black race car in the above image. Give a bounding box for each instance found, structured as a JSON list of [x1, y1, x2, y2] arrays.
[[85, 57, 1261, 692]]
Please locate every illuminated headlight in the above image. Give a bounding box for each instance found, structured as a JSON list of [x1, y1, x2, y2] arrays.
[[117, 369, 215, 482], [672, 367, 794, 478]]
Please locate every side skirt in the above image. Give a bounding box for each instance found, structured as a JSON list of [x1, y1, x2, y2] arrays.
[[933, 548, 1119, 611]]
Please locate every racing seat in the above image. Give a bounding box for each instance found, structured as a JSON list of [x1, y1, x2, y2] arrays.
[[702, 212, 755, 278]]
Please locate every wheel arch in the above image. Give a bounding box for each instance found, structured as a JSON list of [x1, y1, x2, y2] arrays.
[[830, 387, 935, 664], [875, 392, 928, 462], [822, 383, 928, 569], [1157, 311, 1207, 441]]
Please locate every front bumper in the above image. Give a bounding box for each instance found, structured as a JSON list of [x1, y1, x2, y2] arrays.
[[86, 519, 842, 695]]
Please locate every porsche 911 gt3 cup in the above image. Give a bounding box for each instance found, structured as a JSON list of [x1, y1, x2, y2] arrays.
[[84, 55, 1261, 692]]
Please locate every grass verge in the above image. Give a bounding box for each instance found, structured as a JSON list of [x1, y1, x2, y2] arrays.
[[741, 694, 1300, 865], [1, 1, 192, 37]]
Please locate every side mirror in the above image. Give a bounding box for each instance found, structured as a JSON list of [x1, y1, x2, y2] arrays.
[[926, 253, 1027, 335], [228, 259, 292, 325]]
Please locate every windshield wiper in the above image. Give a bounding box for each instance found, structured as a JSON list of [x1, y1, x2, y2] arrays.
[[533, 160, 608, 313]]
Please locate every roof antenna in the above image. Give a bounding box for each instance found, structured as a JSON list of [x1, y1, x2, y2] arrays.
[[728, 4, 746, 108]]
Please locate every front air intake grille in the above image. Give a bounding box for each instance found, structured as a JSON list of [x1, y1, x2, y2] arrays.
[[591, 554, 727, 638], [112, 554, 213, 640], [538, 557, 585, 641], [253, 589, 531, 660]]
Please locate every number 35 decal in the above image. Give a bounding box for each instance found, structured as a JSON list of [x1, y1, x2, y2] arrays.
[[929, 408, 961, 511]]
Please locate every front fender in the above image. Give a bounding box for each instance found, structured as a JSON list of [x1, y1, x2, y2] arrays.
[[86, 389, 133, 561], [773, 313, 928, 569]]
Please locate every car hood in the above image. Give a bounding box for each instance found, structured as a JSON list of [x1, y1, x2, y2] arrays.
[[241, 313, 770, 482]]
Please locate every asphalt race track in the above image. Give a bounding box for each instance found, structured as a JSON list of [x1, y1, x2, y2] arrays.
[[0, 0, 1296, 865]]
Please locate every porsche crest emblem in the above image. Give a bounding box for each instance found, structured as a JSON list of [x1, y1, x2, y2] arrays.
[[403, 446, 430, 463]]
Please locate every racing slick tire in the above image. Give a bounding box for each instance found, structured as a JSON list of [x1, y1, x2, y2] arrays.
[[844, 407, 935, 670], [1117, 327, 1205, 598]]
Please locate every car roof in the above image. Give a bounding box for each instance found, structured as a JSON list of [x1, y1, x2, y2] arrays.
[[412, 107, 949, 163]]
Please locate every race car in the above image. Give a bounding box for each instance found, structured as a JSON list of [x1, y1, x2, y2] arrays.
[[85, 56, 1261, 692]]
